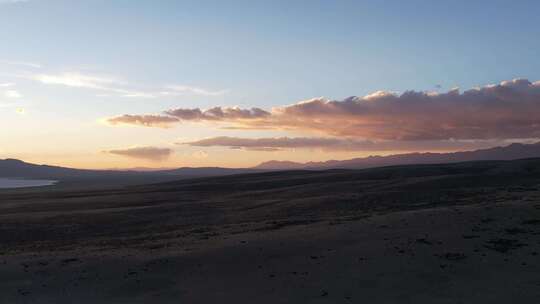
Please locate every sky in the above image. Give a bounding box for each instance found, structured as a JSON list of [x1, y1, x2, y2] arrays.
[[1, 0, 540, 169]]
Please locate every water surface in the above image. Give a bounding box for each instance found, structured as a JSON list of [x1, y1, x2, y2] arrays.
[[0, 178, 57, 189]]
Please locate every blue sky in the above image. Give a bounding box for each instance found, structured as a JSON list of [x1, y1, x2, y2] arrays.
[[4, 0, 540, 101], [1, 0, 540, 168]]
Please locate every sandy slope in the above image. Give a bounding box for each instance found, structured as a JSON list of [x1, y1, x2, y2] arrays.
[[1, 201, 539, 303], [1, 160, 540, 303]]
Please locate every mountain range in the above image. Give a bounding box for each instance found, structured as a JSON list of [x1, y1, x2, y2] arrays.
[[0, 158, 257, 182], [254, 142, 540, 170], [2, 142, 540, 181]]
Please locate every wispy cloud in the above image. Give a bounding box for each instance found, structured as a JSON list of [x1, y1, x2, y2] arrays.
[[191, 151, 208, 159], [28, 71, 159, 98], [0, 60, 41, 68], [0, 0, 29, 3], [161, 85, 228, 97], [108, 78, 540, 142], [31, 72, 124, 90], [4, 89, 22, 99], [105, 146, 173, 161], [25, 71, 226, 99], [0, 83, 15, 87]]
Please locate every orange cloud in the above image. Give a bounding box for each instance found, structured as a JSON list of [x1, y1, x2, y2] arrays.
[[105, 146, 173, 161], [107, 78, 540, 141], [181, 136, 508, 152], [165, 106, 270, 121], [107, 114, 179, 128]]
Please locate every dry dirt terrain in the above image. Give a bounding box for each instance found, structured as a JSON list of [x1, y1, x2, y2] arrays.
[[1, 159, 540, 303]]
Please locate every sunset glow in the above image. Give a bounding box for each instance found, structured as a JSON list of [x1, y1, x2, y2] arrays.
[[2, 0, 540, 169]]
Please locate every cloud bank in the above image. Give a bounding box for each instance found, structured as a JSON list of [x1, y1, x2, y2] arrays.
[[108, 78, 540, 142], [166, 107, 270, 121], [107, 115, 180, 128], [108, 107, 269, 127], [182, 136, 506, 152], [105, 146, 173, 161]]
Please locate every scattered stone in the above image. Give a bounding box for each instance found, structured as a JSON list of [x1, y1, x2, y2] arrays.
[[17, 288, 30, 296], [505, 227, 528, 235], [61, 258, 80, 265], [437, 252, 467, 261], [484, 238, 526, 253], [522, 219, 540, 225], [416, 238, 433, 245]]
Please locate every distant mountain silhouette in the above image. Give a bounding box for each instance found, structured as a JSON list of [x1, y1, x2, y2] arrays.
[[254, 142, 540, 170], [0, 159, 100, 179], [0, 158, 257, 180], [252, 160, 307, 170], [160, 167, 258, 176], [4, 142, 540, 181]]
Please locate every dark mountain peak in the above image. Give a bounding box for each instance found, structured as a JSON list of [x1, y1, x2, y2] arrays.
[[508, 142, 524, 147], [2, 158, 26, 164]]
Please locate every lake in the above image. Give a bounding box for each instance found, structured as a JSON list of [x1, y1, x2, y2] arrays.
[[0, 178, 57, 189]]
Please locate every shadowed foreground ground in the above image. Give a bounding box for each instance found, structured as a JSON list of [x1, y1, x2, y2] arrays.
[[1, 159, 540, 303]]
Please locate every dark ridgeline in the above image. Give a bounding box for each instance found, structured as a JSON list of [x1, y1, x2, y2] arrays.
[[255, 142, 540, 170], [2, 142, 540, 182], [0, 158, 259, 187]]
